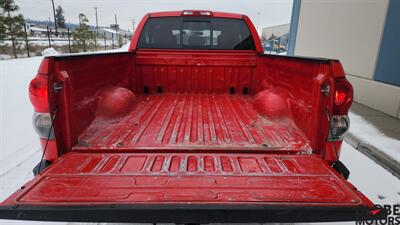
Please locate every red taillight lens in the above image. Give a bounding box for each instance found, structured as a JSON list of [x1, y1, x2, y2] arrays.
[[333, 79, 353, 115], [29, 74, 49, 112], [335, 91, 346, 106]]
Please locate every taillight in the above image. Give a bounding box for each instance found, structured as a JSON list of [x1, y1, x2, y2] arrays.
[[333, 79, 353, 115], [30, 60, 58, 162], [328, 115, 349, 141], [32, 112, 54, 139], [29, 74, 49, 112], [328, 78, 353, 141]]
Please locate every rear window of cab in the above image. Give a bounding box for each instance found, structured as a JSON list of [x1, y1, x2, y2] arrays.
[[137, 17, 256, 50]]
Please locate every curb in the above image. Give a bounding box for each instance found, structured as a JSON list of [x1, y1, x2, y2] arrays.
[[344, 133, 400, 180]]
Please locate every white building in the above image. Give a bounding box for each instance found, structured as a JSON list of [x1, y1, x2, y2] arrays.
[[261, 23, 290, 40], [288, 0, 400, 119]]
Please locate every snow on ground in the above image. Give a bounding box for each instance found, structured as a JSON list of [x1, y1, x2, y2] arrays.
[[102, 28, 118, 34], [263, 51, 287, 55], [0, 57, 41, 181], [0, 53, 398, 225], [43, 42, 131, 58], [342, 141, 400, 206], [4, 39, 126, 47], [98, 42, 130, 53], [349, 112, 400, 163], [41, 48, 60, 57], [4, 40, 70, 47]]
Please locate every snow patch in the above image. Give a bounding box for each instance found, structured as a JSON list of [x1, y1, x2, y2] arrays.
[[0, 54, 13, 60], [102, 28, 118, 34], [41, 47, 60, 57], [119, 42, 130, 51], [349, 112, 400, 163], [97, 41, 130, 53]]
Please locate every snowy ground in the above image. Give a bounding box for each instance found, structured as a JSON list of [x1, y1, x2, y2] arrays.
[[0, 54, 399, 225], [4, 38, 130, 47], [348, 112, 400, 163]]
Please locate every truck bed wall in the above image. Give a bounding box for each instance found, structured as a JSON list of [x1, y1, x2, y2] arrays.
[[49, 51, 335, 155], [132, 51, 258, 95], [258, 55, 333, 152], [51, 52, 135, 150]]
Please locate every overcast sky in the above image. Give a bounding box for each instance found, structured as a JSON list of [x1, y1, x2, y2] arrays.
[[14, 0, 293, 32]]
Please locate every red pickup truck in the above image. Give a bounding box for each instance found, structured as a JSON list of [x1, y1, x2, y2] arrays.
[[0, 10, 386, 223]]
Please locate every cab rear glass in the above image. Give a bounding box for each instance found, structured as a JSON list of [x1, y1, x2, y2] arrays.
[[137, 17, 256, 50]]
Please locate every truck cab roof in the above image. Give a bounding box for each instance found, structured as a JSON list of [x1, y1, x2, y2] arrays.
[[146, 10, 245, 19]]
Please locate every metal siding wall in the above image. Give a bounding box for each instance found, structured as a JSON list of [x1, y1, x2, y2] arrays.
[[287, 0, 301, 56], [374, 0, 400, 86]]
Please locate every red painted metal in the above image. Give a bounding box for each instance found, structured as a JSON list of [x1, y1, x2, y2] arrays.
[[39, 50, 349, 163], [148, 10, 244, 19], [132, 51, 258, 94], [76, 94, 311, 151], [96, 86, 137, 118], [1, 152, 373, 207], [39, 139, 58, 161], [50, 53, 135, 151], [1, 11, 366, 219]]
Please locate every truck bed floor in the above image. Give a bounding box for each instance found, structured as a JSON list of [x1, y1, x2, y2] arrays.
[[76, 94, 310, 151]]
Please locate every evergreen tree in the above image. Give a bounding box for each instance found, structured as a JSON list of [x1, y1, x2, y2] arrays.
[[55, 5, 65, 28], [0, 0, 25, 58], [72, 13, 95, 52]]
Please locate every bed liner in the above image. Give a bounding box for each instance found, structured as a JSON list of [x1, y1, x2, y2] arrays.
[[76, 94, 311, 151]]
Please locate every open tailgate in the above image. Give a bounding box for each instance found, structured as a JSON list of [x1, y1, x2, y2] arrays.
[[0, 152, 386, 223]]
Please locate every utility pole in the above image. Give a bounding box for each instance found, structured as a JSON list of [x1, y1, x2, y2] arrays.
[[114, 14, 119, 42], [94, 7, 99, 50], [51, 0, 58, 36], [94, 7, 99, 37], [256, 11, 260, 32], [114, 14, 118, 31], [131, 19, 135, 32]]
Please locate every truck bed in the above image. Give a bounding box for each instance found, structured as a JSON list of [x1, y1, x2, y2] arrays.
[[76, 94, 311, 151]]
